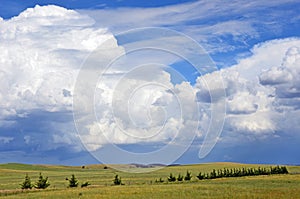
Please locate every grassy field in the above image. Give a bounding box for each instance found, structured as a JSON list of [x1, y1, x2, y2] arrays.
[[0, 162, 299, 198]]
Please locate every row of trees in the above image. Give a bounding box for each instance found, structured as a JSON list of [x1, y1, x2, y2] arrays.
[[197, 166, 288, 180], [21, 173, 50, 189], [156, 166, 288, 183], [20, 173, 90, 189], [164, 170, 192, 182], [21, 166, 288, 189], [21, 173, 124, 189]]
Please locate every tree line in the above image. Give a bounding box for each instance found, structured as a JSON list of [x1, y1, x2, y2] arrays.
[[155, 166, 288, 183], [20, 165, 289, 189], [196, 165, 288, 180]]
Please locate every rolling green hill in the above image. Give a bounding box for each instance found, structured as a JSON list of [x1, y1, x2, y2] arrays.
[[0, 162, 299, 198]]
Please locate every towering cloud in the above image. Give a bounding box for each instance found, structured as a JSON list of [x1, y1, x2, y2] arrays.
[[0, 4, 299, 164], [0, 5, 118, 158]]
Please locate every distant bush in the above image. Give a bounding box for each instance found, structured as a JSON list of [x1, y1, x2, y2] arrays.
[[20, 174, 33, 189], [155, 178, 164, 183], [177, 174, 183, 181], [68, 174, 79, 188], [35, 173, 50, 189], [271, 165, 288, 174], [184, 171, 192, 181], [113, 175, 123, 185], [167, 173, 176, 182], [81, 181, 91, 188], [196, 172, 204, 180]]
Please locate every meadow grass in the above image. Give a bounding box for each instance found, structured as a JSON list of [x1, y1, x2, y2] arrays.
[[0, 162, 299, 198]]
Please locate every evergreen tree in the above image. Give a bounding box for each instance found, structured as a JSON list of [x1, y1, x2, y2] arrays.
[[217, 169, 223, 178], [168, 173, 176, 182], [242, 168, 246, 176], [196, 172, 204, 180], [155, 178, 164, 183], [68, 174, 78, 188], [177, 174, 183, 181], [223, 168, 227, 177], [35, 173, 50, 189], [81, 181, 91, 188], [281, 166, 288, 174], [20, 174, 33, 189], [184, 171, 192, 181], [210, 169, 217, 179], [113, 175, 122, 185]]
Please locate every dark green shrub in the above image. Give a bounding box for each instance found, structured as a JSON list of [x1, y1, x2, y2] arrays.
[[81, 181, 91, 188], [35, 173, 50, 189], [210, 169, 217, 179], [184, 171, 192, 181], [196, 172, 204, 180], [281, 166, 288, 174], [155, 178, 164, 183], [113, 175, 123, 185], [68, 174, 78, 188], [20, 174, 33, 189], [177, 174, 183, 181], [168, 173, 176, 182]]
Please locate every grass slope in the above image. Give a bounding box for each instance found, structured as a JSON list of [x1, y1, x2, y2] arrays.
[[0, 162, 299, 198]]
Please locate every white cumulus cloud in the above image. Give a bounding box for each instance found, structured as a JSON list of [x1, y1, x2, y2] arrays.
[[0, 4, 299, 162], [195, 37, 300, 143], [0, 5, 116, 122]]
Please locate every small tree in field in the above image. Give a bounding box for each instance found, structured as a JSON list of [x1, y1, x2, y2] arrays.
[[113, 175, 122, 185], [81, 181, 91, 188], [20, 174, 33, 189], [155, 178, 164, 183], [35, 173, 50, 189], [177, 174, 183, 181], [167, 173, 176, 182], [281, 166, 288, 174], [196, 172, 204, 180], [184, 171, 192, 181], [68, 174, 78, 188]]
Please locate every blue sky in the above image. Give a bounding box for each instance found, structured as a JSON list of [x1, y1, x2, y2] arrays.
[[0, 0, 197, 19], [0, 0, 300, 166]]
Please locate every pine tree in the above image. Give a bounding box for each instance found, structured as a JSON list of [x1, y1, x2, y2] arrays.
[[217, 169, 223, 178], [184, 170, 192, 181], [196, 172, 204, 180], [20, 174, 33, 189], [281, 166, 288, 174], [81, 181, 91, 188], [210, 169, 217, 179], [177, 174, 183, 181], [35, 173, 50, 189], [113, 175, 122, 185], [155, 178, 164, 183], [168, 173, 176, 182], [68, 174, 78, 188]]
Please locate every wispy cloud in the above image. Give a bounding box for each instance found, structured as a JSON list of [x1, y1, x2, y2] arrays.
[[79, 0, 300, 55]]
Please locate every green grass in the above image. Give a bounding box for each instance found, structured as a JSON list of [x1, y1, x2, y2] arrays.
[[0, 162, 299, 198]]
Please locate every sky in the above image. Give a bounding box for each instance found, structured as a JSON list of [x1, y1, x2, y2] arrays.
[[0, 0, 300, 166]]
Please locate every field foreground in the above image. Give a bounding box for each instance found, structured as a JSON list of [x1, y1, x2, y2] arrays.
[[0, 162, 299, 198]]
